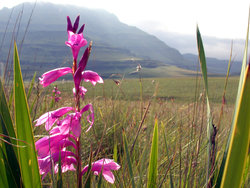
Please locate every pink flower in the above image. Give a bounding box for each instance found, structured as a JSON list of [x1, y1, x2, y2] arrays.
[[35, 107, 73, 130], [73, 86, 87, 100], [80, 104, 94, 132], [50, 104, 94, 136], [39, 67, 72, 87], [38, 151, 76, 179], [81, 159, 120, 184], [35, 134, 76, 158], [82, 70, 104, 86], [65, 31, 87, 61]]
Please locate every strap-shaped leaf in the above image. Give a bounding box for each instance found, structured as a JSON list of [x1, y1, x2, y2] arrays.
[[0, 79, 22, 187], [220, 64, 250, 188], [13, 42, 41, 187], [147, 119, 158, 188]]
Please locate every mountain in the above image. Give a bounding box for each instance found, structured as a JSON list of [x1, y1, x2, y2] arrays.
[[183, 53, 241, 75], [0, 2, 242, 79], [0, 2, 188, 78]]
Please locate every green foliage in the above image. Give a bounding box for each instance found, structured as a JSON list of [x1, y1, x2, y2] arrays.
[[13, 42, 41, 187], [0, 79, 21, 187], [217, 13, 250, 188], [220, 65, 250, 187], [122, 131, 135, 188], [196, 26, 215, 186], [147, 119, 158, 188]]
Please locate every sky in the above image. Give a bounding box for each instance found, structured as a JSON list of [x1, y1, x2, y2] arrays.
[[1, 0, 249, 39]]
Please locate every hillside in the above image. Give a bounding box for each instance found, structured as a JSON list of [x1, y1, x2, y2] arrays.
[[0, 2, 241, 78], [0, 2, 188, 78]]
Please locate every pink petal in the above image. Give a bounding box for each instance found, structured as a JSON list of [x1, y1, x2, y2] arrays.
[[65, 31, 87, 61], [35, 134, 76, 158], [81, 158, 120, 184], [38, 151, 76, 179], [82, 70, 103, 86], [80, 104, 94, 132], [34, 107, 73, 130], [39, 67, 72, 87], [51, 112, 82, 137], [73, 86, 87, 100], [70, 112, 82, 137], [102, 170, 115, 184]]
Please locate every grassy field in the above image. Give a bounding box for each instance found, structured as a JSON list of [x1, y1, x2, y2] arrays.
[[28, 75, 245, 187], [44, 76, 239, 104]]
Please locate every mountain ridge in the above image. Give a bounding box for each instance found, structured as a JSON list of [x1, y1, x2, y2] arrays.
[[0, 2, 241, 78]]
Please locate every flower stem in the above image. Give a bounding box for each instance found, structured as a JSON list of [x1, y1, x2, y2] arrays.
[[76, 138, 82, 188]]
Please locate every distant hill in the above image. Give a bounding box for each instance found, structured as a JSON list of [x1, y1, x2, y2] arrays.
[[0, 2, 241, 78]]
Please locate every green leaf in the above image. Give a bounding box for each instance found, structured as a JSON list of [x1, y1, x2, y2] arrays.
[[162, 122, 174, 188], [147, 119, 158, 188], [13, 42, 41, 188], [196, 26, 215, 186], [0, 79, 17, 154], [122, 130, 135, 188], [0, 147, 18, 187], [0, 79, 22, 187], [216, 11, 250, 188], [220, 64, 250, 188]]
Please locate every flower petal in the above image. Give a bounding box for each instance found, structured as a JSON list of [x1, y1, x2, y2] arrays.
[[73, 15, 80, 33], [34, 107, 73, 130], [81, 158, 120, 184], [73, 86, 87, 100], [38, 151, 76, 179], [102, 170, 115, 184], [51, 112, 82, 137], [36, 134, 76, 158], [82, 70, 103, 86], [39, 67, 72, 87], [80, 104, 94, 132], [67, 16, 73, 32], [65, 31, 87, 61]]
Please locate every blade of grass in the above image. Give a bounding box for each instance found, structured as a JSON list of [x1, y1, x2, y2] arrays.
[[122, 130, 135, 188], [217, 41, 233, 130], [160, 122, 174, 188], [147, 119, 158, 188], [196, 26, 215, 187], [13, 42, 41, 187]]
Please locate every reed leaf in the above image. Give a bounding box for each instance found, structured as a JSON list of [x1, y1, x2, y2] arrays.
[[147, 119, 158, 188], [219, 64, 250, 188], [122, 130, 135, 188], [215, 11, 250, 188], [13, 42, 41, 187], [0, 79, 22, 187], [196, 26, 215, 186]]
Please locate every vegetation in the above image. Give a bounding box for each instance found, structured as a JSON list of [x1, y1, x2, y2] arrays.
[[0, 4, 249, 188]]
